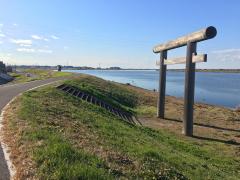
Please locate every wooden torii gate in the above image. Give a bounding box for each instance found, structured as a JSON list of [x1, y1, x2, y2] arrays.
[[153, 26, 217, 136]]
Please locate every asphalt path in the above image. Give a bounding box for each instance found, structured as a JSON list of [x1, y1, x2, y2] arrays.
[[0, 77, 67, 180]]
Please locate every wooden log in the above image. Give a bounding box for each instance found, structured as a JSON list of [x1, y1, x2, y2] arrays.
[[165, 54, 206, 65], [183, 42, 197, 136], [153, 26, 217, 53], [156, 54, 207, 65], [157, 51, 167, 118]]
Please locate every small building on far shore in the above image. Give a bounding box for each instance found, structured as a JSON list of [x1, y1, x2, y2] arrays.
[[0, 61, 13, 84], [0, 61, 6, 73]]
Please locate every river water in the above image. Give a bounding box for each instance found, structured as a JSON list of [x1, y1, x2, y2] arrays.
[[64, 70, 240, 108]]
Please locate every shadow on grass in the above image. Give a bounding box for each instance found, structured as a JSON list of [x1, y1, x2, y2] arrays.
[[164, 118, 240, 133], [192, 135, 240, 146], [164, 118, 240, 146]]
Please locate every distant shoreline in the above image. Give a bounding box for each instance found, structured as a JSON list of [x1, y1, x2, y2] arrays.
[[167, 69, 240, 73], [65, 68, 240, 73], [15, 66, 240, 73]]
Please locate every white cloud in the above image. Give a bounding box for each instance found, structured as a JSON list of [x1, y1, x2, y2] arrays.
[[16, 48, 52, 54], [50, 35, 59, 40], [19, 44, 32, 47], [31, 35, 43, 40], [212, 49, 240, 54], [0, 33, 5, 37], [17, 48, 35, 53], [0, 41, 3, 44], [10, 39, 32, 45], [210, 48, 240, 62], [31, 35, 50, 42]]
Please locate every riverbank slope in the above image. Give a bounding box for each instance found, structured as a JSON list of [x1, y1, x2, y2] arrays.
[[2, 74, 240, 179]]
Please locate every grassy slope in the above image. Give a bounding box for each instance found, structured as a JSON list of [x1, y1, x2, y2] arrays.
[[4, 75, 240, 179], [10, 69, 72, 83]]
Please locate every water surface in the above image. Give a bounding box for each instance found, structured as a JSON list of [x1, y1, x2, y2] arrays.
[[64, 70, 240, 108]]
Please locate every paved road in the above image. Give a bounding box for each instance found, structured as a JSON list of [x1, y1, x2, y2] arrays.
[[0, 77, 66, 180]]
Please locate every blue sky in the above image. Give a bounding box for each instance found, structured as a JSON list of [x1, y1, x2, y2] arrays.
[[0, 0, 240, 69]]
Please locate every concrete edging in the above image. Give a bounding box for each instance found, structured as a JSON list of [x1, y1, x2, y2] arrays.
[[0, 95, 18, 179], [0, 80, 63, 179]]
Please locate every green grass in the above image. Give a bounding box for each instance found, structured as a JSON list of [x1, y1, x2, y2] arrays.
[[7, 75, 240, 179], [65, 75, 139, 112], [10, 68, 72, 83], [29, 131, 111, 179], [134, 105, 157, 117]]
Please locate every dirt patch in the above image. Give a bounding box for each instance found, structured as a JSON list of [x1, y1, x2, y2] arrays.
[[138, 96, 240, 155]]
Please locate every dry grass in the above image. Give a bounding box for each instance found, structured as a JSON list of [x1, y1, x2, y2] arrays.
[[2, 99, 37, 179], [137, 96, 240, 148]]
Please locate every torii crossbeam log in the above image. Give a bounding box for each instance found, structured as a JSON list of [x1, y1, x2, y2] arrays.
[[153, 26, 217, 53], [153, 26, 217, 136], [156, 54, 207, 65]]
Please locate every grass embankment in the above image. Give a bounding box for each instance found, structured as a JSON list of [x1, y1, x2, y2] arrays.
[[3, 75, 240, 179], [10, 68, 72, 83]]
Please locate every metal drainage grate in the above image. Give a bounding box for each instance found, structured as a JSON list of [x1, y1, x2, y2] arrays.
[[57, 84, 141, 125]]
